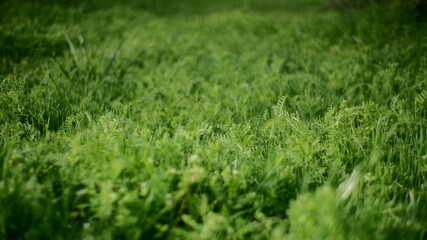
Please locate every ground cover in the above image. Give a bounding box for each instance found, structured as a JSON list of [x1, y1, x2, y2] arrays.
[[1, 0, 426, 239]]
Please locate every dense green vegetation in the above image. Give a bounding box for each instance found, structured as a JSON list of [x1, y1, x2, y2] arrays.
[[1, 0, 426, 239]]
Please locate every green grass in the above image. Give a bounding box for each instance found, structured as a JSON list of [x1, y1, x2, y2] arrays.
[[1, 0, 426, 239]]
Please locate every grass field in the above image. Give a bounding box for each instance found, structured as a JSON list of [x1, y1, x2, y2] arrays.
[[1, 0, 427, 239]]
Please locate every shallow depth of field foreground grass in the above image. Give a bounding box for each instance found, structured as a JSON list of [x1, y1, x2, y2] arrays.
[[1, 0, 427, 239]]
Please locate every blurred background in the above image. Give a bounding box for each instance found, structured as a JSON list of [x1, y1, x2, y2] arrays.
[[2, 0, 426, 15]]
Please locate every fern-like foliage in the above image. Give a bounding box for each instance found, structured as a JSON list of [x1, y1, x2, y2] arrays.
[[415, 90, 427, 113]]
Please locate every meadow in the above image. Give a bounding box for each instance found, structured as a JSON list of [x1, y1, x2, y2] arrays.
[[0, 0, 426, 239]]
